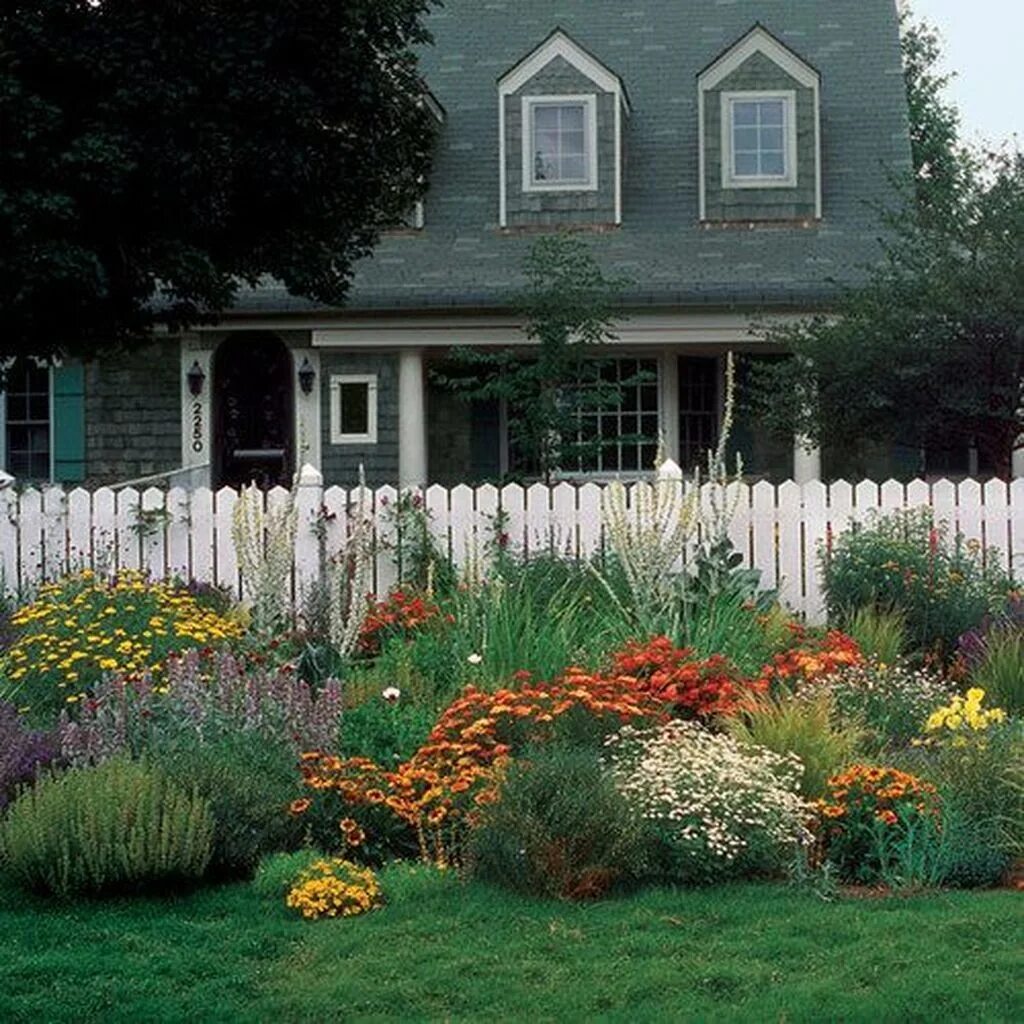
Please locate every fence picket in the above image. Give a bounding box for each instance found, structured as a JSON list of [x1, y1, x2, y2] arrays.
[[0, 488, 19, 593], [42, 486, 67, 581], [776, 482, 802, 611], [165, 488, 191, 580], [18, 489, 44, 591], [983, 479, 1010, 576], [140, 487, 167, 580], [751, 481, 776, 592]]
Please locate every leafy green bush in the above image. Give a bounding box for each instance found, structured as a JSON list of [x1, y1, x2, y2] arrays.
[[467, 745, 653, 901], [151, 734, 304, 878], [252, 849, 327, 900], [341, 695, 436, 766], [0, 758, 213, 897], [823, 509, 1010, 657], [725, 692, 862, 799]]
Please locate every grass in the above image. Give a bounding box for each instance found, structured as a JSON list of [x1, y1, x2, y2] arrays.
[[1, 867, 1020, 1023]]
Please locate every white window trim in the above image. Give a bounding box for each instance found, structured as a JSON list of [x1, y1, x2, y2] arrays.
[[521, 94, 599, 193], [329, 374, 378, 445], [720, 90, 798, 190]]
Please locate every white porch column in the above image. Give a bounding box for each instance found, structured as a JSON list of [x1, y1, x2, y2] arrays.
[[793, 435, 822, 483], [398, 348, 427, 488], [1013, 438, 1024, 479]]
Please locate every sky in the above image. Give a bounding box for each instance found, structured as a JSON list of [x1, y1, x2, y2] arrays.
[[908, 0, 1023, 147]]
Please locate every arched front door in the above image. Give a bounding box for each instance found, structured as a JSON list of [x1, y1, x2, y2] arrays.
[[213, 333, 294, 489]]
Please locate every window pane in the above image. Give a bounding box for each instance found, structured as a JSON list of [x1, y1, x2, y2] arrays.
[[761, 151, 786, 177], [733, 102, 758, 126], [734, 127, 759, 153], [760, 126, 784, 152], [560, 129, 586, 156], [734, 151, 759, 177], [339, 383, 369, 435], [561, 154, 586, 181], [560, 105, 585, 131], [759, 100, 785, 126], [533, 106, 559, 130]]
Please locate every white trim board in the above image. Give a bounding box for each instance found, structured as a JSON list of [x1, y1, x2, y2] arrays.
[[329, 374, 379, 445]]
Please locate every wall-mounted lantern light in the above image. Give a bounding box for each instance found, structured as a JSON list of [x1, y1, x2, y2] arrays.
[[186, 360, 206, 397], [298, 357, 316, 396]]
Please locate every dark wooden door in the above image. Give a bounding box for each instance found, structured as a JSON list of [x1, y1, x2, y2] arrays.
[[213, 334, 294, 489]]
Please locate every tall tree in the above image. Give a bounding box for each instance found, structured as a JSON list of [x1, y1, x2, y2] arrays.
[[0, 0, 438, 362], [899, 6, 967, 216], [748, 13, 1024, 479], [751, 151, 1024, 479]]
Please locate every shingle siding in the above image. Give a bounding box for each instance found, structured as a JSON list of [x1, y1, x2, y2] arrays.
[[84, 341, 181, 484]]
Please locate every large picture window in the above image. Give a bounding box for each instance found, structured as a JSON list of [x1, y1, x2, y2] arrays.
[[721, 91, 797, 188], [1, 359, 51, 479], [522, 95, 598, 191]]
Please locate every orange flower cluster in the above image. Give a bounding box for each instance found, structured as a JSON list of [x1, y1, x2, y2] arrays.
[[357, 589, 447, 656], [610, 636, 756, 719], [757, 626, 862, 690], [818, 764, 939, 824], [293, 666, 665, 866], [814, 764, 941, 882]]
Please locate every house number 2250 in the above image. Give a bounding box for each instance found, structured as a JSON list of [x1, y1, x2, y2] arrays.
[[192, 401, 204, 453]]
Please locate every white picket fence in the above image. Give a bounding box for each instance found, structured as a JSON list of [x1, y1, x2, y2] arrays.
[[1, 470, 1022, 623]]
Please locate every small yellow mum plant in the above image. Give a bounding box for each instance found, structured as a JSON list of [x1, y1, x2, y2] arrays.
[[923, 687, 1008, 747], [285, 858, 382, 920], [0, 570, 244, 717]]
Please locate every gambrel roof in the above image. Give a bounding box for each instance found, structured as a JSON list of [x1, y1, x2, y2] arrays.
[[231, 0, 911, 317]]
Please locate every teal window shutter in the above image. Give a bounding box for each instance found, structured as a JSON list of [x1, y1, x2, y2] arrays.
[[52, 362, 86, 482]]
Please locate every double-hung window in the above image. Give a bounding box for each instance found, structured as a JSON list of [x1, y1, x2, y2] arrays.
[[522, 95, 598, 191], [721, 92, 797, 188], [1, 359, 52, 479]]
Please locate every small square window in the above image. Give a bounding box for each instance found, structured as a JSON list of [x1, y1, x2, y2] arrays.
[[522, 95, 598, 192], [721, 92, 797, 189], [330, 374, 378, 445]]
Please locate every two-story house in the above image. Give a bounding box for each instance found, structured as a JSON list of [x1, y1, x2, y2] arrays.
[[0, 1, 913, 490]]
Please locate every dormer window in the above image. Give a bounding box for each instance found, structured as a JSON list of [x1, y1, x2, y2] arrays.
[[722, 92, 797, 188], [498, 30, 629, 228], [523, 96, 598, 191], [698, 26, 821, 222]]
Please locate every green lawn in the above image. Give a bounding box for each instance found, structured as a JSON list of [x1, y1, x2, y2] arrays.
[[1, 868, 1020, 1024]]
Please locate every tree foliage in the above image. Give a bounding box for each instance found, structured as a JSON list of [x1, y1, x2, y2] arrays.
[[0, 0, 438, 361], [435, 234, 630, 482], [749, 15, 1024, 478], [752, 151, 1024, 478]]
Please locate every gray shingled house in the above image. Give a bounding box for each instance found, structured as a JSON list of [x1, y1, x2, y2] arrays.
[[0, 1, 914, 490]]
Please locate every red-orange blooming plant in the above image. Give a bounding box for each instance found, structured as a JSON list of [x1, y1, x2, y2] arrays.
[[356, 589, 447, 656], [757, 626, 863, 692], [609, 636, 758, 719]]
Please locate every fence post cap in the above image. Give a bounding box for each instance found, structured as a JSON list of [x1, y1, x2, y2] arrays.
[[0, 470, 14, 490], [657, 459, 683, 481], [297, 464, 323, 488]]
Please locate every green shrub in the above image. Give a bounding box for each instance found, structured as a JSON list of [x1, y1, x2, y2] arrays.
[[152, 734, 304, 878], [252, 849, 327, 900], [843, 605, 907, 664], [0, 758, 213, 897], [971, 629, 1024, 715], [725, 692, 862, 799], [467, 745, 653, 901], [823, 509, 1009, 658], [341, 696, 436, 766]]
